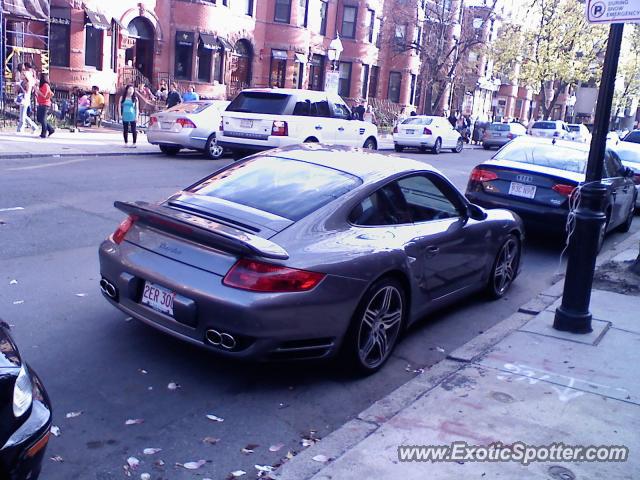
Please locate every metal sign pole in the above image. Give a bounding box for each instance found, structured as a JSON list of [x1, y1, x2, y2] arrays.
[[553, 22, 625, 333]]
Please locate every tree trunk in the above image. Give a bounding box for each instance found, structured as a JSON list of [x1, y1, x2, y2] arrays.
[[424, 84, 435, 115]]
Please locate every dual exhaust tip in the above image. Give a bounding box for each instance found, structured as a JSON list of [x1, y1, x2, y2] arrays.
[[100, 278, 117, 299], [206, 329, 237, 350]]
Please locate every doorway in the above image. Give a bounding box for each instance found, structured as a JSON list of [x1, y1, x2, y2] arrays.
[[126, 17, 155, 81]]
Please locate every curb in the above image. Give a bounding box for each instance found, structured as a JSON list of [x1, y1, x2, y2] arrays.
[[273, 228, 640, 480], [0, 151, 158, 160]]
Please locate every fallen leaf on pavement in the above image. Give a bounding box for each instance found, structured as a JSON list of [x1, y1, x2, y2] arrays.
[[405, 364, 424, 374], [167, 382, 180, 390], [154, 460, 165, 467], [255, 464, 274, 473], [13, 300, 24, 305], [436, 347, 445, 353], [50, 425, 61, 437], [312, 454, 329, 463], [65, 411, 82, 418], [138, 369, 148, 374], [50, 455, 64, 462], [241, 444, 259, 454], [286, 451, 295, 460], [127, 457, 140, 469], [9, 279, 17, 285], [140, 474, 151, 480], [75, 293, 87, 297], [203, 436, 220, 445], [269, 443, 284, 452], [179, 460, 206, 470], [301, 438, 316, 447], [229, 470, 246, 477], [125, 418, 144, 425], [143, 448, 162, 455], [206, 414, 224, 422]]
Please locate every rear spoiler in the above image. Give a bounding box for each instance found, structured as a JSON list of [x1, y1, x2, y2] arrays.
[[114, 201, 289, 260]]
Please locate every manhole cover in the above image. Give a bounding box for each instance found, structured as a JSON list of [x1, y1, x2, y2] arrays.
[[548, 465, 576, 480], [490, 391, 515, 403]]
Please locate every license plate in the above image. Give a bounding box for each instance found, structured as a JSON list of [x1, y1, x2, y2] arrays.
[[141, 282, 175, 316], [240, 119, 253, 128], [161, 122, 173, 130], [509, 182, 536, 199], [406, 129, 414, 135]]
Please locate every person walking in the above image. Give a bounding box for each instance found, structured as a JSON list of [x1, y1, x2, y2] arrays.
[[35, 73, 55, 138], [363, 104, 377, 124], [120, 84, 138, 148], [166, 82, 182, 109], [15, 65, 38, 133]]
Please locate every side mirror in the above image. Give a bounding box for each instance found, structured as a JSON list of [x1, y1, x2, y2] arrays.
[[467, 203, 488, 221]]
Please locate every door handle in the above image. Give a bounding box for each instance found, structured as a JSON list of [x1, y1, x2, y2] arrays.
[[315, 125, 323, 130], [338, 127, 345, 131], [425, 246, 440, 257]]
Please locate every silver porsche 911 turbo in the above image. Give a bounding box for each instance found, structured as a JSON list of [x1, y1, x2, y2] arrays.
[[99, 144, 524, 373]]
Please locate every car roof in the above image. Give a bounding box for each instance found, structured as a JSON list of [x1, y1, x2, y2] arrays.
[[506, 135, 590, 151], [260, 144, 437, 181], [240, 88, 328, 98]]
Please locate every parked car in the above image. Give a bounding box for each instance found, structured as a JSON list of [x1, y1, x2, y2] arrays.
[[466, 137, 636, 248], [0, 322, 52, 479], [393, 115, 464, 154], [567, 123, 592, 143], [217, 89, 378, 157], [99, 144, 523, 373], [482, 122, 527, 149], [147, 100, 230, 159], [529, 120, 570, 140], [622, 129, 640, 144], [610, 140, 640, 208]]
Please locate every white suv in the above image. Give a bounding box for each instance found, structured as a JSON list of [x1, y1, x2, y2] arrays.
[[529, 120, 570, 140], [217, 89, 379, 155]]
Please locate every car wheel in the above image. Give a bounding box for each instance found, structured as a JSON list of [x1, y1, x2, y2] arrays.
[[344, 278, 406, 374], [618, 199, 636, 233], [204, 134, 224, 160], [431, 138, 442, 154], [453, 138, 464, 153], [394, 144, 404, 152], [487, 234, 520, 299], [363, 137, 377, 150], [159, 145, 180, 156]]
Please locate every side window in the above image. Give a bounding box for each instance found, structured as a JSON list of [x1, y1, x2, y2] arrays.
[[293, 100, 311, 116], [310, 100, 331, 117], [332, 102, 351, 120], [605, 151, 624, 178], [397, 174, 461, 222], [349, 183, 411, 226]]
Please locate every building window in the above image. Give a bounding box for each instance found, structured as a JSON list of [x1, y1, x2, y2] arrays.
[[175, 31, 194, 80], [410, 74, 417, 105], [319, 0, 328, 35], [50, 11, 71, 67], [368, 65, 379, 98], [414, 25, 422, 47], [275, 0, 292, 23], [341, 6, 357, 38], [388, 71, 401, 103], [376, 19, 383, 48], [308, 54, 325, 90], [338, 61, 352, 97], [270, 50, 287, 87], [367, 9, 375, 43], [361, 64, 369, 98], [197, 35, 216, 83], [415, 76, 422, 109], [298, 0, 309, 27], [241, 0, 253, 15], [214, 41, 225, 83], [395, 24, 406, 50], [84, 25, 103, 69]]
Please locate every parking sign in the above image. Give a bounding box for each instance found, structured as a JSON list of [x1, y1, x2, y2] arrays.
[[587, 0, 640, 23]]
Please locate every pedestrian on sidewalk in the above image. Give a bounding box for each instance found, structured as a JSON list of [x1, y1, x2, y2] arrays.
[[120, 84, 138, 148], [166, 82, 182, 109], [15, 65, 38, 134], [35, 73, 55, 138], [182, 85, 199, 102]]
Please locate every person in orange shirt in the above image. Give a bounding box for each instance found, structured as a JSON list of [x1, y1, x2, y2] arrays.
[[35, 73, 55, 138]]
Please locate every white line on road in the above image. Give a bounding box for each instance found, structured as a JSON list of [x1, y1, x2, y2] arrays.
[[0, 207, 24, 212], [6, 158, 90, 171]]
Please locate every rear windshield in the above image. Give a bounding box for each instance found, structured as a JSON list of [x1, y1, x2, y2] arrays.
[[402, 117, 433, 125], [189, 156, 362, 221], [226, 92, 290, 114], [495, 142, 587, 174], [167, 102, 211, 115], [532, 121, 557, 130], [488, 123, 510, 131]]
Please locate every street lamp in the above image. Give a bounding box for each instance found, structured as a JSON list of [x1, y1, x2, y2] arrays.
[[327, 34, 343, 71]]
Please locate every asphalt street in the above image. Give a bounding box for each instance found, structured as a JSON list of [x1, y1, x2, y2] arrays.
[[1, 145, 637, 480]]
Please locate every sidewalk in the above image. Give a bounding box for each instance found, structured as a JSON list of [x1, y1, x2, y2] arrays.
[[275, 233, 640, 479], [0, 128, 158, 158]]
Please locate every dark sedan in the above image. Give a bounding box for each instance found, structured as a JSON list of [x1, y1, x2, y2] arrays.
[[466, 137, 637, 247], [0, 322, 52, 480], [99, 145, 524, 373]]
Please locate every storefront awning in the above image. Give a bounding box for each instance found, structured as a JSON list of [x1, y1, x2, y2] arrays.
[[176, 31, 194, 46], [294, 53, 308, 63], [85, 7, 111, 30], [218, 37, 234, 51], [271, 50, 288, 60], [199, 33, 220, 50], [1, 0, 49, 22], [50, 6, 70, 25]]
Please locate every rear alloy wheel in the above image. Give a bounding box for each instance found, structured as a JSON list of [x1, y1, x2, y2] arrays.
[[159, 145, 181, 156], [345, 278, 405, 374], [363, 138, 377, 150], [394, 144, 404, 152], [453, 138, 464, 153], [431, 138, 442, 154], [487, 235, 520, 299], [618, 198, 636, 233], [204, 134, 224, 160]]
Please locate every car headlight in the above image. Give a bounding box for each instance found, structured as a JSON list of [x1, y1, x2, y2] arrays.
[[13, 365, 33, 417]]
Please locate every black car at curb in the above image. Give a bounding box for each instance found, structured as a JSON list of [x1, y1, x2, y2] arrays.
[[0, 321, 52, 480]]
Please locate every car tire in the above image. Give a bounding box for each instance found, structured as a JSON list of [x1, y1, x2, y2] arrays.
[[343, 277, 406, 375], [597, 212, 611, 253], [394, 144, 404, 152], [159, 145, 181, 156], [486, 234, 520, 299], [618, 198, 636, 233], [431, 138, 442, 154], [363, 137, 377, 150], [204, 134, 224, 160], [452, 138, 464, 153]]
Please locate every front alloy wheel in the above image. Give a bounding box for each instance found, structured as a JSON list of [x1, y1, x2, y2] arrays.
[[431, 138, 442, 154], [488, 235, 520, 299], [453, 138, 464, 153], [204, 134, 224, 159], [347, 279, 405, 374]]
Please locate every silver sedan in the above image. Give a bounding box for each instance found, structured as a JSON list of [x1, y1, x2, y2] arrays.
[[147, 100, 230, 159], [99, 145, 523, 373]]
